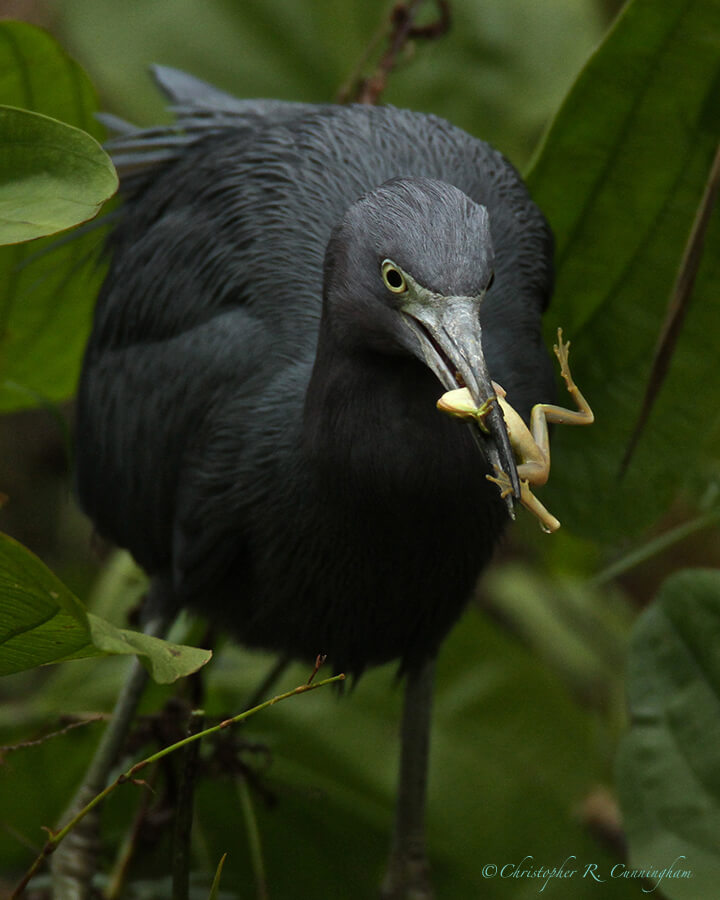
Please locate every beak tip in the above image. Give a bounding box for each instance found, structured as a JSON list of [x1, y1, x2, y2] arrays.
[[486, 404, 521, 502]]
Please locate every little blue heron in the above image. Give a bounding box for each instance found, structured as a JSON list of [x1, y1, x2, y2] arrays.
[[70, 67, 555, 898]]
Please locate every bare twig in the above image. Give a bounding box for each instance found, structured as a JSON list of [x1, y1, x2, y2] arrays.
[[619, 142, 720, 476], [338, 0, 451, 105], [0, 716, 105, 759], [11, 673, 344, 899], [307, 652, 327, 684], [105, 764, 160, 899]]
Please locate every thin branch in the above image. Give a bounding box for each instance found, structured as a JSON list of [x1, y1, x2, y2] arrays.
[[105, 763, 160, 899], [307, 652, 327, 685], [11, 673, 344, 899], [335, 16, 389, 103], [619, 142, 720, 476], [0, 716, 104, 759], [338, 0, 451, 105]]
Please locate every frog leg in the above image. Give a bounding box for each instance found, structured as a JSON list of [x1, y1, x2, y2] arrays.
[[537, 328, 595, 429], [486, 466, 561, 533], [510, 328, 595, 489]]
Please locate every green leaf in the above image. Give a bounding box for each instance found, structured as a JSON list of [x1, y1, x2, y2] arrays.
[[526, 0, 720, 541], [0, 21, 111, 412], [0, 533, 211, 683], [617, 569, 720, 899], [0, 532, 95, 674], [207, 853, 227, 900], [86, 613, 211, 684], [0, 106, 116, 245]]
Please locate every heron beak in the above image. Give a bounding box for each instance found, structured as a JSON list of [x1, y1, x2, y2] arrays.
[[401, 295, 521, 511]]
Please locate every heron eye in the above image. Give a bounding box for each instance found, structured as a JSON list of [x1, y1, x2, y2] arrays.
[[381, 260, 408, 294]]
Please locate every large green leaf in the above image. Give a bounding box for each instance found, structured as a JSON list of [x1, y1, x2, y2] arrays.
[[616, 569, 720, 899], [0, 533, 211, 683], [0, 533, 93, 672], [527, 0, 720, 541], [0, 105, 116, 245], [0, 21, 110, 411]]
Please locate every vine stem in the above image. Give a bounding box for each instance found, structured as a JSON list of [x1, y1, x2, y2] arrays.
[[11, 672, 344, 899]]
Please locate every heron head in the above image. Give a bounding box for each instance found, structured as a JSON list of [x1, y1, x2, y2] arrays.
[[322, 176, 520, 503]]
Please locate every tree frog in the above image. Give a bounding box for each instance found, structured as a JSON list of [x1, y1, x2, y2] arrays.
[[437, 329, 594, 533]]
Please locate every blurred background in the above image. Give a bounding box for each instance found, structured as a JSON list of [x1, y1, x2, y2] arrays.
[[2, 1, 717, 898]]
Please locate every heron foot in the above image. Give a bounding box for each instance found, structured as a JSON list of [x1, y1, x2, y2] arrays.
[[380, 845, 434, 900]]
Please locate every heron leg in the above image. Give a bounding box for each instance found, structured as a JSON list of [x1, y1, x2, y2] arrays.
[[50, 576, 175, 900], [381, 656, 436, 900]]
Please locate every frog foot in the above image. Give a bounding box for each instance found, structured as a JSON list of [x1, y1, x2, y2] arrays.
[[486, 465, 514, 500], [553, 328, 577, 393]]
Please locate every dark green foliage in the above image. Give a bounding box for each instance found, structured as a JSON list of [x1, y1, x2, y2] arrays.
[[0, 22, 114, 411]]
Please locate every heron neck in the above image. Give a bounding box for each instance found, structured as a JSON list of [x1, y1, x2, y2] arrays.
[[303, 334, 477, 501]]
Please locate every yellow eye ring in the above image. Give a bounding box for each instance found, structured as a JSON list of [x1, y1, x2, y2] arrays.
[[381, 259, 408, 294]]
